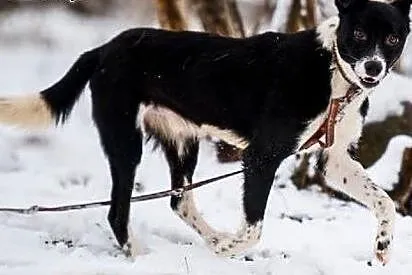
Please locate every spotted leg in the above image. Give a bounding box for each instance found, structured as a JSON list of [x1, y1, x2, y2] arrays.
[[162, 139, 204, 230], [162, 139, 225, 239], [322, 147, 396, 264], [160, 137, 259, 255], [207, 133, 294, 256], [205, 126, 297, 256]]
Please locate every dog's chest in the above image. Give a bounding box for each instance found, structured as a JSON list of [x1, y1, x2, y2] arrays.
[[331, 93, 367, 149], [296, 75, 368, 152]]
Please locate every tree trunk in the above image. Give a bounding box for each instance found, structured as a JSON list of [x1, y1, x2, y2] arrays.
[[226, 0, 245, 38], [302, 0, 317, 29], [251, 0, 277, 35], [156, 0, 188, 31], [388, 147, 412, 215], [287, 0, 317, 33], [189, 0, 244, 37], [286, 0, 301, 33], [359, 101, 412, 168]]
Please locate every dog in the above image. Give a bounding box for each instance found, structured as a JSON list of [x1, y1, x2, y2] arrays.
[[0, 0, 410, 264]]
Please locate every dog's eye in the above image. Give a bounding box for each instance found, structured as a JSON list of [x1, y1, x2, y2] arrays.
[[354, 28, 367, 41], [385, 34, 400, 47]]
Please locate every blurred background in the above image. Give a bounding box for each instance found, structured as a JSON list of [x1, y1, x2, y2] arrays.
[[0, 1, 412, 273], [1, 0, 412, 218]]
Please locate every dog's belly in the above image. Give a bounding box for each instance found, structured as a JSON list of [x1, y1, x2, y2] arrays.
[[137, 104, 249, 149]]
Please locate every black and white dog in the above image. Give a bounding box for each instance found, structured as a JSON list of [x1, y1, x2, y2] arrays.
[[0, 0, 410, 264]]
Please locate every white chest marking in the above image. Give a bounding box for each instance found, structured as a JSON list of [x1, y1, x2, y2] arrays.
[[296, 70, 370, 152]]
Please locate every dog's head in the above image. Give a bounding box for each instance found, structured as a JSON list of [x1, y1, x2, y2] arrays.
[[335, 0, 411, 88]]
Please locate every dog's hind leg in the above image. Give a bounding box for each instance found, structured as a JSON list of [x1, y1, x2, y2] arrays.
[[322, 147, 396, 264], [161, 137, 248, 252], [161, 124, 296, 257], [161, 138, 218, 236], [99, 126, 143, 258], [92, 90, 143, 258], [169, 125, 295, 257]]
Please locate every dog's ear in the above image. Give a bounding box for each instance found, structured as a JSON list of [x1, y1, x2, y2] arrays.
[[391, 0, 412, 17], [335, 0, 367, 13]]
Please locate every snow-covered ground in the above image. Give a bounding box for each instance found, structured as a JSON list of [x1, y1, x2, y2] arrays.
[[0, 6, 411, 275]]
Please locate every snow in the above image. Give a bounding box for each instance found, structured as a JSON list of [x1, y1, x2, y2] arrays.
[[0, 6, 411, 275], [367, 73, 412, 123], [368, 135, 412, 190]]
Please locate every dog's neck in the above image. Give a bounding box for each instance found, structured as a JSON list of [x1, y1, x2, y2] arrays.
[[332, 42, 358, 88], [317, 17, 376, 99], [331, 40, 360, 99]]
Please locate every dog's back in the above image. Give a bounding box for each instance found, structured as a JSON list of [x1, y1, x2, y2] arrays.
[[0, 27, 333, 140]]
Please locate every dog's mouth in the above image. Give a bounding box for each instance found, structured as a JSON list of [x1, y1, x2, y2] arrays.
[[359, 76, 380, 89]]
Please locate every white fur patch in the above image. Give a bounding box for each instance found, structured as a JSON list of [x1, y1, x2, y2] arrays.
[[296, 67, 366, 151], [324, 148, 396, 264], [333, 42, 368, 89], [208, 221, 263, 256], [173, 178, 263, 256], [137, 104, 249, 149], [0, 94, 53, 129], [175, 187, 219, 238], [354, 49, 387, 83], [316, 16, 339, 51], [122, 225, 142, 259]]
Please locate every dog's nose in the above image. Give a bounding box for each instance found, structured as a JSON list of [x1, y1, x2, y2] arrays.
[[364, 60, 383, 77]]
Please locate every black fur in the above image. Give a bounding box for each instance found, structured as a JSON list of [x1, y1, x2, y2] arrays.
[[41, 48, 101, 124], [39, 28, 333, 248], [360, 98, 369, 119], [27, 0, 411, 255], [336, 0, 411, 73], [162, 138, 199, 210]]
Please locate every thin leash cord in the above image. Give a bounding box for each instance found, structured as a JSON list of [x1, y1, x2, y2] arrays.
[[0, 169, 244, 215]]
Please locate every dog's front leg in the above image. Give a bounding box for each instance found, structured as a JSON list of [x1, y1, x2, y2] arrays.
[[209, 129, 296, 256], [322, 147, 396, 264]]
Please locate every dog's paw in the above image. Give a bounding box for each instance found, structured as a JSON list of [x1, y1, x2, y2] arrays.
[[206, 232, 258, 257], [374, 232, 393, 265], [206, 232, 242, 256], [121, 225, 144, 260], [122, 236, 141, 260]]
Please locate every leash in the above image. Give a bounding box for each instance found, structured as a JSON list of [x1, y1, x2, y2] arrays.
[[0, 170, 244, 214], [299, 85, 360, 150], [0, 41, 362, 215]]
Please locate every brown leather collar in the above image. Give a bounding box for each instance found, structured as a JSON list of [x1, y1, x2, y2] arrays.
[[299, 85, 359, 151], [299, 43, 361, 151]]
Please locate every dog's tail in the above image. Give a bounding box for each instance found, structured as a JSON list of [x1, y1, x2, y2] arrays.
[[0, 48, 100, 129]]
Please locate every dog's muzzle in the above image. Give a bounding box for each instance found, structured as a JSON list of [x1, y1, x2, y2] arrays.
[[355, 58, 386, 88]]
